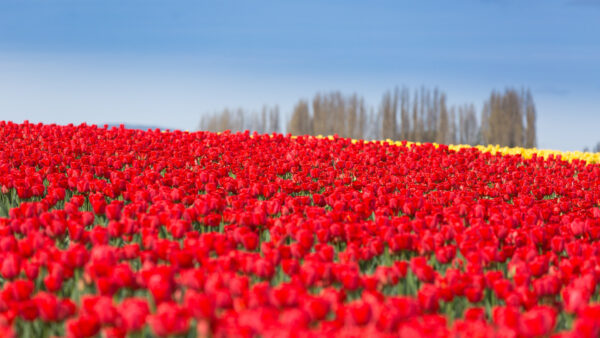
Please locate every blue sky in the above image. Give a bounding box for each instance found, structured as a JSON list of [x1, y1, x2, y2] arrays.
[[0, 0, 599, 151]]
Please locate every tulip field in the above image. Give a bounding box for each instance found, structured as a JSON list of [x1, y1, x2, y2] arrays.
[[3, 121, 600, 337]]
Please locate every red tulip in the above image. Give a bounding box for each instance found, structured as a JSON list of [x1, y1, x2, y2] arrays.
[[563, 287, 589, 314], [34, 292, 60, 322], [346, 301, 372, 326], [0, 253, 20, 280], [10, 280, 33, 301], [418, 284, 439, 313], [518, 306, 557, 337], [65, 314, 101, 338], [148, 302, 190, 337], [118, 298, 150, 332]]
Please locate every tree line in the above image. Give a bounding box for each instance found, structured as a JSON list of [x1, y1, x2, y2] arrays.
[[198, 87, 537, 148], [583, 143, 600, 153]]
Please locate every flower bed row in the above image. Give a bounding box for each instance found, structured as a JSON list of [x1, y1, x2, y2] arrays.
[[0, 121, 599, 337]]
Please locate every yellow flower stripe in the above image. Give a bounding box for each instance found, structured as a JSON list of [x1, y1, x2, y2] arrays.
[[373, 138, 600, 165], [307, 135, 599, 165], [203, 131, 600, 165]]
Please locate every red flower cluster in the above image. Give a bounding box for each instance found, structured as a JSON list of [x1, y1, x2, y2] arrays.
[[0, 121, 599, 337]]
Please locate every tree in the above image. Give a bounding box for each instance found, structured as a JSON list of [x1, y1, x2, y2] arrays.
[[199, 85, 538, 149], [199, 106, 281, 134], [448, 107, 457, 145], [312, 92, 336, 136], [426, 88, 439, 143], [458, 104, 480, 145], [481, 91, 505, 146], [420, 87, 430, 142], [310, 91, 371, 139], [481, 88, 532, 147], [346, 94, 368, 140], [584, 142, 600, 153], [504, 89, 524, 148], [435, 92, 450, 144], [524, 89, 537, 148], [411, 89, 423, 142], [287, 100, 313, 136], [399, 87, 411, 140], [265, 105, 280, 134], [380, 88, 398, 140]]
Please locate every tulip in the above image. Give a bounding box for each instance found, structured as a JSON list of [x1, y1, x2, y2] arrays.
[[148, 302, 190, 337], [119, 298, 150, 332], [0, 253, 20, 280]]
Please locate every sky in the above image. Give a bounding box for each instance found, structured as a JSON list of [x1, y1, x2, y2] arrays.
[[0, 0, 599, 151]]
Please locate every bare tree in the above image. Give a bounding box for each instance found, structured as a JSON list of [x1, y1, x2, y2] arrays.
[[435, 92, 449, 144], [412, 89, 424, 142], [505, 89, 524, 147], [481, 91, 509, 146], [458, 104, 480, 145], [312, 93, 333, 136], [234, 108, 244, 132], [524, 89, 537, 148], [270, 106, 280, 134], [480, 99, 492, 145], [420, 87, 429, 142], [426, 88, 439, 143], [481, 88, 532, 147], [199, 106, 281, 134], [288, 100, 313, 136], [380, 88, 398, 140], [200, 86, 538, 148], [310, 91, 371, 139], [399, 87, 411, 140], [448, 107, 457, 144], [346, 94, 368, 139]]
